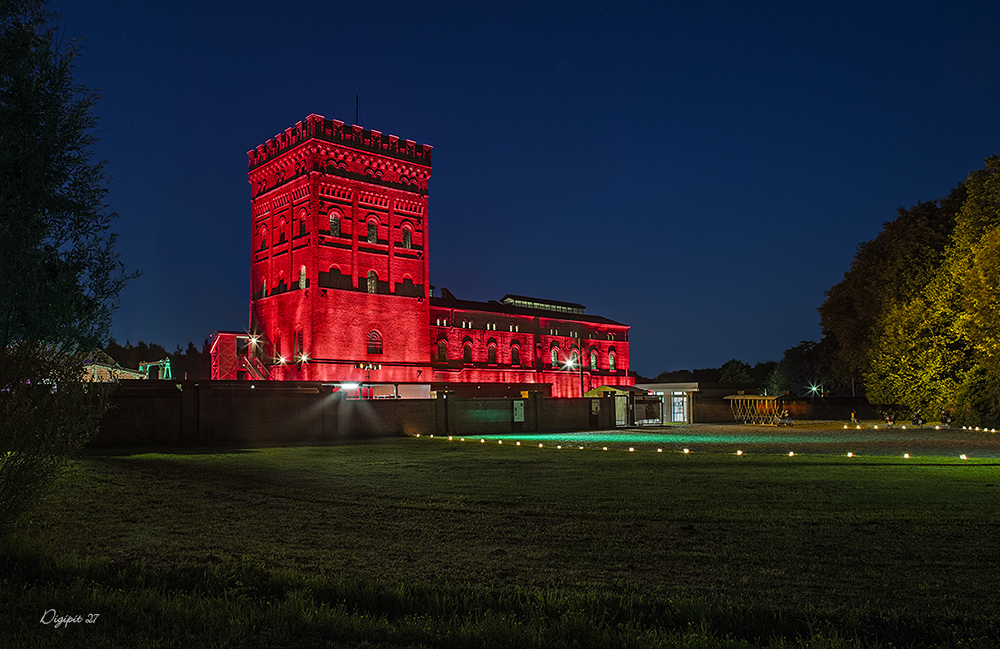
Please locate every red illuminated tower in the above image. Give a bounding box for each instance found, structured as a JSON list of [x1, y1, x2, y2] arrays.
[[246, 114, 432, 384]]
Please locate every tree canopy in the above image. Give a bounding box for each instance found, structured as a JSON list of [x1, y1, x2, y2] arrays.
[[0, 0, 133, 537], [820, 156, 1000, 424], [0, 0, 131, 351]]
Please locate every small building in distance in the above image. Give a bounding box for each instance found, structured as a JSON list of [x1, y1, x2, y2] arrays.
[[83, 350, 146, 382], [635, 382, 760, 423]]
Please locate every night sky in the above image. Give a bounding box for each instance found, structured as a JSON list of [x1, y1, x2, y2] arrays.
[[57, 1, 1000, 378]]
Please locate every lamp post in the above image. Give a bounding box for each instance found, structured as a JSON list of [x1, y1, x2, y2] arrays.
[[355, 362, 381, 399]]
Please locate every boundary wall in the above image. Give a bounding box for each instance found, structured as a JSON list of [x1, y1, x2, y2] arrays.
[[92, 381, 616, 447]]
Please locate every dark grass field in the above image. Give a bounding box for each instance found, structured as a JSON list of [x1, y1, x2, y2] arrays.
[[3, 423, 1000, 648]]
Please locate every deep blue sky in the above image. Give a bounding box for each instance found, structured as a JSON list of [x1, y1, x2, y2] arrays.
[[58, 0, 1000, 377]]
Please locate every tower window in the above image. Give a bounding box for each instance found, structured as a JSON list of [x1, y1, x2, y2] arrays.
[[511, 346, 520, 366], [590, 351, 597, 371], [609, 352, 616, 371], [402, 228, 412, 249], [299, 265, 307, 290], [551, 348, 559, 367], [330, 212, 341, 236], [487, 345, 497, 364], [464, 343, 473, 363], [367, 270, 378, 294], [367, 330, 383, 354], [367, 221, 377, 243], [437, 340, 447, 361]]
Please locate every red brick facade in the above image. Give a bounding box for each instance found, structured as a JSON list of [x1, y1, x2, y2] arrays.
[[213, 114, 633, 397]]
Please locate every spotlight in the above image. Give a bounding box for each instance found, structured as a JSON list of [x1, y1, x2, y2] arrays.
[[539, 443, 543, 448], [481, 439, 485, 443], [904, 453, 910, 459], [657, 448, 663, 453], [629, 447, 634, 452], [603, 447, 608, 451], [557, 445, 562, 449], [415, 434, 420, 438], [736, 450, 743, 456], [856, 425, 861, 429], [516, 441, 520, 446], [847, 452, 853, 458], [579, 446, 584, 450], [960, 454, 968, 460], [683, 448, 690, 454], [448, 436, 453, 441], [498, 440, 502, 444], [874, 425, 879, 429], [844, 425, 848, 429], [788, 451, 795, 457]]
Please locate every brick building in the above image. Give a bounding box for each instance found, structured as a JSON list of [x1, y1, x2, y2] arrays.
[[211, 114, 633, 397]]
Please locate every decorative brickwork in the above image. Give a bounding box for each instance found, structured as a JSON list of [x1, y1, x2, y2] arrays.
[[214, 115, 633, 397]]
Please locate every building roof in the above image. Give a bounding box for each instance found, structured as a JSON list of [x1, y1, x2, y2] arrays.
[[500, 294, 586, 313], [430, 292, 627, 327]]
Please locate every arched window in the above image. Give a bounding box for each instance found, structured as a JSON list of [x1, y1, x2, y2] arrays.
[[551, 348, 559, 367], [609, 352, 616, 371], [258, 226, 267, 250], [590, 351, 598, 371], [402, 228, 412, 249], [298, 209, 308, 236], [261, 278, 267, 297], [487, 345, 497, 364], [437, 340, 447, 361], [330, 211, 341, 236], [367, 330, 383, 354], [511, 346, 520, 366], [367, 221, 377, 243], [298, 265, 307, 289], [367, 270, 377, 294], [463, 343, 473, 363], [608, 333, 616, 341], [571, 350, 579, 368]]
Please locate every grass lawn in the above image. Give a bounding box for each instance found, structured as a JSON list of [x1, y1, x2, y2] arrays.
[[3, 427, 1000, 648]]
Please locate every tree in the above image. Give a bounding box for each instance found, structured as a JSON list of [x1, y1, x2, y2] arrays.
[[0, 0, 133, 537], [717, 359, 752, 384], [765, 337, 841, 397], [862, 157, 1000, 423], [819, 185, 965, 390]]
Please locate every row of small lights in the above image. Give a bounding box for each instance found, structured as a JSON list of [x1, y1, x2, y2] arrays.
[[412, 434, 971, 460], [844, 423, 997, 432]]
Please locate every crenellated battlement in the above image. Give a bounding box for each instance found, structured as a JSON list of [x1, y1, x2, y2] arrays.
[[247, 114, 432, 171]]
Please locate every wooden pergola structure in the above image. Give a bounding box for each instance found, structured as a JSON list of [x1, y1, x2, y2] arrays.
[[724, 394, 790, 426]]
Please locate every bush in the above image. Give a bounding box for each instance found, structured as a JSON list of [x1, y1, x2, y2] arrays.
[[0, 343, 111, 537]]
